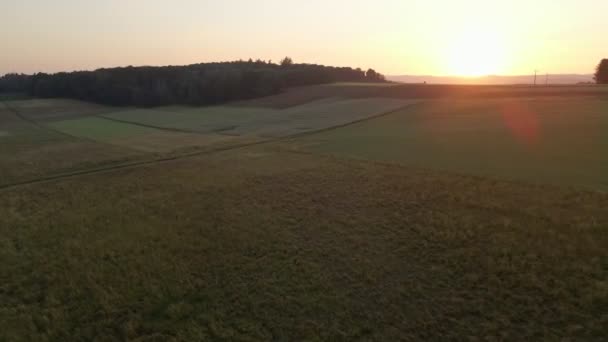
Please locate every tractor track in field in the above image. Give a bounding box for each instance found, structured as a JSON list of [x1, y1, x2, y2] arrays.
[[0, 101, 423, 191], [0, 100, 113, 146], [95, 114, 201, 134]]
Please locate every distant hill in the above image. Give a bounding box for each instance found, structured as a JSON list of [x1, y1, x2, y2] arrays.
[[388, 74, 594, 85]]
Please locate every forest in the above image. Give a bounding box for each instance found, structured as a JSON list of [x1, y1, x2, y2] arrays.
[[0, 59, 385, 106]]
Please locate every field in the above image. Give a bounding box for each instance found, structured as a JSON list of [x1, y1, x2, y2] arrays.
[[0, 103, 143, 185], [292, 97, 608, 191], [0, 95, 415, 186], [101, 98, 413, 137], [1, 84, 607, 340]]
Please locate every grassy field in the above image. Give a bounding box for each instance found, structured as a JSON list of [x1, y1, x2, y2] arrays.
[[0, 100, 259, 185], [1, 84, 607, 340], [101, 107, 278, 134], [8, 99, 110, 122], [0, 93, 31, 101], [49, 117, 158, 140], [101, 98, 413, 137], [49, 117, 231, 153], [0, 104, 143, 185], [0, 95, 413, 186], [238, 83, 608, 108], [294, 97, 608, 191], [1, 145, 606, 340]]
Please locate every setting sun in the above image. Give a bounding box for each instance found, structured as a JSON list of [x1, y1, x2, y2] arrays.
[[446, 29, 508, 77]]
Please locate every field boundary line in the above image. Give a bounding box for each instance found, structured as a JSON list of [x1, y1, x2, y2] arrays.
[[281, 101, 425, 140], [0, 100, 148, 152], [0, 138, 276, 191], [0, 102, 422, 191], [96, 115, 201, 134], [0, 101, 121, 144], [1, 100, 47, 128]]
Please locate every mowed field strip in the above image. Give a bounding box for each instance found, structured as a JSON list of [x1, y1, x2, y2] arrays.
[[101, 98, 416, 137], [48, 117, 234, 153]]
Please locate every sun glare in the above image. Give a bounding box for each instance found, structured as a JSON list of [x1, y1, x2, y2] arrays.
[[446, 29, 507, 77]]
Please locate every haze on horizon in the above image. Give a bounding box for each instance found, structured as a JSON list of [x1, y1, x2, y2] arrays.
[[1, 0, 606, 77]]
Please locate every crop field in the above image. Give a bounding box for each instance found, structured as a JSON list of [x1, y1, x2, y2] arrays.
[[0, 84, 607, 340], [101, 107, 278, 134], [239, 82, 608, 108], [46, 117, 229, 153], [0, 123, 125, 186], [101, 98, 414, 137], [8, 99, 110, 122], [49, 117, 159, 140], [293, 97, 608, 191], [0, 105, 142, 184], [0, 95, 414, 186]]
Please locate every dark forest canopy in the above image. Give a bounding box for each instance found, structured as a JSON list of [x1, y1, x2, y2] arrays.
[[0, 59, 386, 106]]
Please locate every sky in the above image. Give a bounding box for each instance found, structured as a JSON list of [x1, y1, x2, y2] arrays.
[[1, 0, 606, 76]]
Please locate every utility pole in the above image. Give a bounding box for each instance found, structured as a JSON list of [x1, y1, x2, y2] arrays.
[[545, 73, 549, 86], [534, 70, 538, 86]]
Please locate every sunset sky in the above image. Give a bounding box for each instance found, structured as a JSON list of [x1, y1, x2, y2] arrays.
[[1, 0, 606, 76]]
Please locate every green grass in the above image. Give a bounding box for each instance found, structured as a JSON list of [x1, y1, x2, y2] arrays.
[[48, 117, 237, 154], [236, 84, 404, 108], [0, 93, 31, 101], [0, 112, 148, 185], [1, 103, 28, 126], [103, 98, 414, 137], [8, 98, 110, 122], [229, 98, 415, 137], [0, 123, 67, 145], [238, 83, 608, 108], [49, 117, 159, 141], [0, 101, 259, 185], [1, 90, 608, 340], [295, 97, 608, 191], [0, 146, 606, 340], [102, 106, 278, 133], [0, 122, 142, 186]]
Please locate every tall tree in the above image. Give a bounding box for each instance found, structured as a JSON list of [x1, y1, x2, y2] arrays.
[[280, 57, 294, 67], [594, 59, 608, 84], [366, 68, 385, 82]]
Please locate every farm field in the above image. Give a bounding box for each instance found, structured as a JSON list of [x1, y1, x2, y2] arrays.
[[0, 95, 415, 186], [0, 84, 607, 340], [48, 117, 233, 153], [7, 99, 110, 122], [1, 142, 606, 341], [0, 104, 143, 185], [293, 97, 608, 191], [101, 98, 413, 137], [239, 82, 608, 108]]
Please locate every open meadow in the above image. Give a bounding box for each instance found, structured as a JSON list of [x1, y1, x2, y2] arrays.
[[1, 83, 607, 340], [292, 97, 608, 191]]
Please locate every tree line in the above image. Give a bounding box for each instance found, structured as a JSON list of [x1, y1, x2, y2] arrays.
[[595, 59, 608, 84], [0, 58, 386, 106]]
